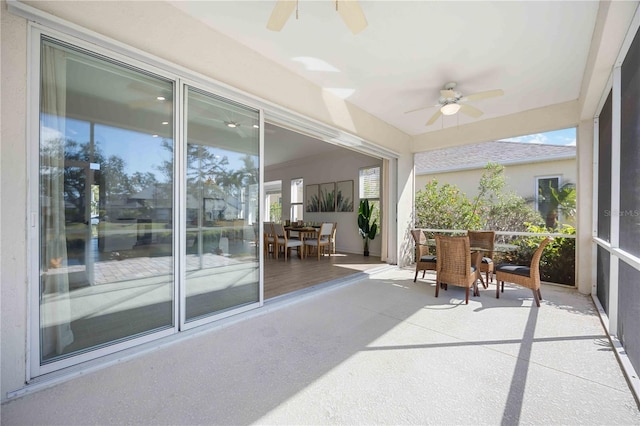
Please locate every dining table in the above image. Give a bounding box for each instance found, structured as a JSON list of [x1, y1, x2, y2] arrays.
[[285, 225, 321, 258]]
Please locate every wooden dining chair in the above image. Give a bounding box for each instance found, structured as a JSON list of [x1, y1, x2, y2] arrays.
[[410, 229, 436, 282], [467, 230, 496, 286], [329, 222, 337, 254], [273, 223, 303, 261], [495, 237, 552, 307], [435, 235, 481, 304], [304, 222, 333, 260], [263, 222, 276, 258]]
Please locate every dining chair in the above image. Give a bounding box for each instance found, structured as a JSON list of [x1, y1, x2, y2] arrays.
[[304, 222, 333, 260], [410, 229, 436, 282], [263, 222, 276, 258], [273, 223, 303, 261], [435, 235, 481, 304], [329, 222, 337, 254], [467, 230, 496, 286], [495, 237, 552, 307]]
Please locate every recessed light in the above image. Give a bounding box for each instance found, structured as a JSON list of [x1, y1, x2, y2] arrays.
[[225, 121, 239, 128], [156, 96, 166, 101], [152, 134, 159, 138], [253, 124, 259, 129], [162, 121, 169, 125]]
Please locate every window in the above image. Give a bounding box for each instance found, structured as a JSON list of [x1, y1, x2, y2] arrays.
[[290, 178, 303, 222], [535, 176, 560, 228], [265, 180, 282, 222], [359, 166, 381, 228]]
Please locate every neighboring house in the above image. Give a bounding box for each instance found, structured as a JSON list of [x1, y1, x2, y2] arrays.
[[414, 140, 576, 220]]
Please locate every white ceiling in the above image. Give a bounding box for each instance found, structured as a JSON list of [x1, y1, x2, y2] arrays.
[[168, 0, 600, 137]]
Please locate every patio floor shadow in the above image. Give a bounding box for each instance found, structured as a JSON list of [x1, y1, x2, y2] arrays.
[[2, 267, 639, 425]]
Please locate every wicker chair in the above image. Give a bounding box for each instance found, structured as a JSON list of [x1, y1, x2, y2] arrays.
[[410, 230, 436, 282], [495, 237, 552, 307], [435, 235, 481, 304], [467, 230, 496, 286]]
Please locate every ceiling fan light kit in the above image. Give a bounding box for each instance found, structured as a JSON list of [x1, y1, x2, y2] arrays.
[[404, 82, 504, 126], [440, 103, 461, 116]]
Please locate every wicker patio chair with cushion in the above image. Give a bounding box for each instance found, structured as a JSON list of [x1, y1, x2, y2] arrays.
[[435, 235, 481, 304], [495, 237, 553, 307], [304, 222, 333, 260], [273, 223, 304, 261], [467, 230, 496, 286], [410, 229, 436, 282]]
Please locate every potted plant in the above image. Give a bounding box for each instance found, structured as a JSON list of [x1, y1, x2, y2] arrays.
[[358, 198, 378, 256]]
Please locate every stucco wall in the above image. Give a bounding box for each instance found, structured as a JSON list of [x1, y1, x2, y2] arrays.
[[416, 158, 577, 201], [1, 2, 29, 403]]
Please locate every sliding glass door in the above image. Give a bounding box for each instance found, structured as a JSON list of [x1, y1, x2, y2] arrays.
[[184, 88, 260, 322], [36, 36, 261, 371]]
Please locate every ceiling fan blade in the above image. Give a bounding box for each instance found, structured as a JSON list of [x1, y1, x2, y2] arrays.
[[426, 110, 443, 126], [404, 104, 438, 114], [336, 0, 368, 35], [267, 0, 297, 31], [459, 104, 484, 118], [464, 89, 504, 102]]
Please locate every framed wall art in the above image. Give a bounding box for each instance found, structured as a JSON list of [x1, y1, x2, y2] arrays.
[[319, 182, 336, 212], [306, 184, 319, 212], [335, 180, 354, 212]]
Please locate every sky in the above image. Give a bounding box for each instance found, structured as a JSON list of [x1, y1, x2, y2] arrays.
[[499, 127, 576, 146]]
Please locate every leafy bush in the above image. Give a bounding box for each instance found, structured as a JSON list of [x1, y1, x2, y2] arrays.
[[415, 180, 479, 232]]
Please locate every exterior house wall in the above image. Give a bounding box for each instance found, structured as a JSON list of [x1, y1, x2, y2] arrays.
[[416, 158, 577, 201], [265, 149, 383, 256]]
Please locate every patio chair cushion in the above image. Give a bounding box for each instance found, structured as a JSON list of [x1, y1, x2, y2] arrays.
[[481, 257, 493, 264], [420, 255, 437, 263], [496, 264, 530, 277]]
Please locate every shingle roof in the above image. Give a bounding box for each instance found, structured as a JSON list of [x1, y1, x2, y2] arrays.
[[414, 140, 576, 174]]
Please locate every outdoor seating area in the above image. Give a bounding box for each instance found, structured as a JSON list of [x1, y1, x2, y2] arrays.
[[412, 229, 555, 307]]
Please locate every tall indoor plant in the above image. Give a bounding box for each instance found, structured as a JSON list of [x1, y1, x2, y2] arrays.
[[358, 198, 378, 256]]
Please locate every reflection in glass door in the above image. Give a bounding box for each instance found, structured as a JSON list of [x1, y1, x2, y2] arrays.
[[38, 38, 175, 364], [184, 88, 260, 322]]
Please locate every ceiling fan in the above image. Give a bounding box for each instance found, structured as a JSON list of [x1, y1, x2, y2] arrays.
[[405, 82, 504, 126], [267, 0, 367, 35]]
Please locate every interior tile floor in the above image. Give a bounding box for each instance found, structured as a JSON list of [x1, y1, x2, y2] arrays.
[[2, 267, 639, 425]]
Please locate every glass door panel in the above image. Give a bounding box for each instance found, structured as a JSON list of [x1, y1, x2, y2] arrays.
[[39, 38, 175, 364], [184, 88, 260, 322]]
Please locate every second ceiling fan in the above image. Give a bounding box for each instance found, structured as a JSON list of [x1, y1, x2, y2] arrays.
[[267, 0, 367, 35], [406, 82, 504, 126]]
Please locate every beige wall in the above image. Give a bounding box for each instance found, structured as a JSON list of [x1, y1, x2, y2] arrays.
[[416, 158, 577, 201]]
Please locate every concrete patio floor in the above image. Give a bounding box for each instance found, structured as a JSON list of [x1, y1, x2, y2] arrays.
[[2, 266, 639, 425]]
